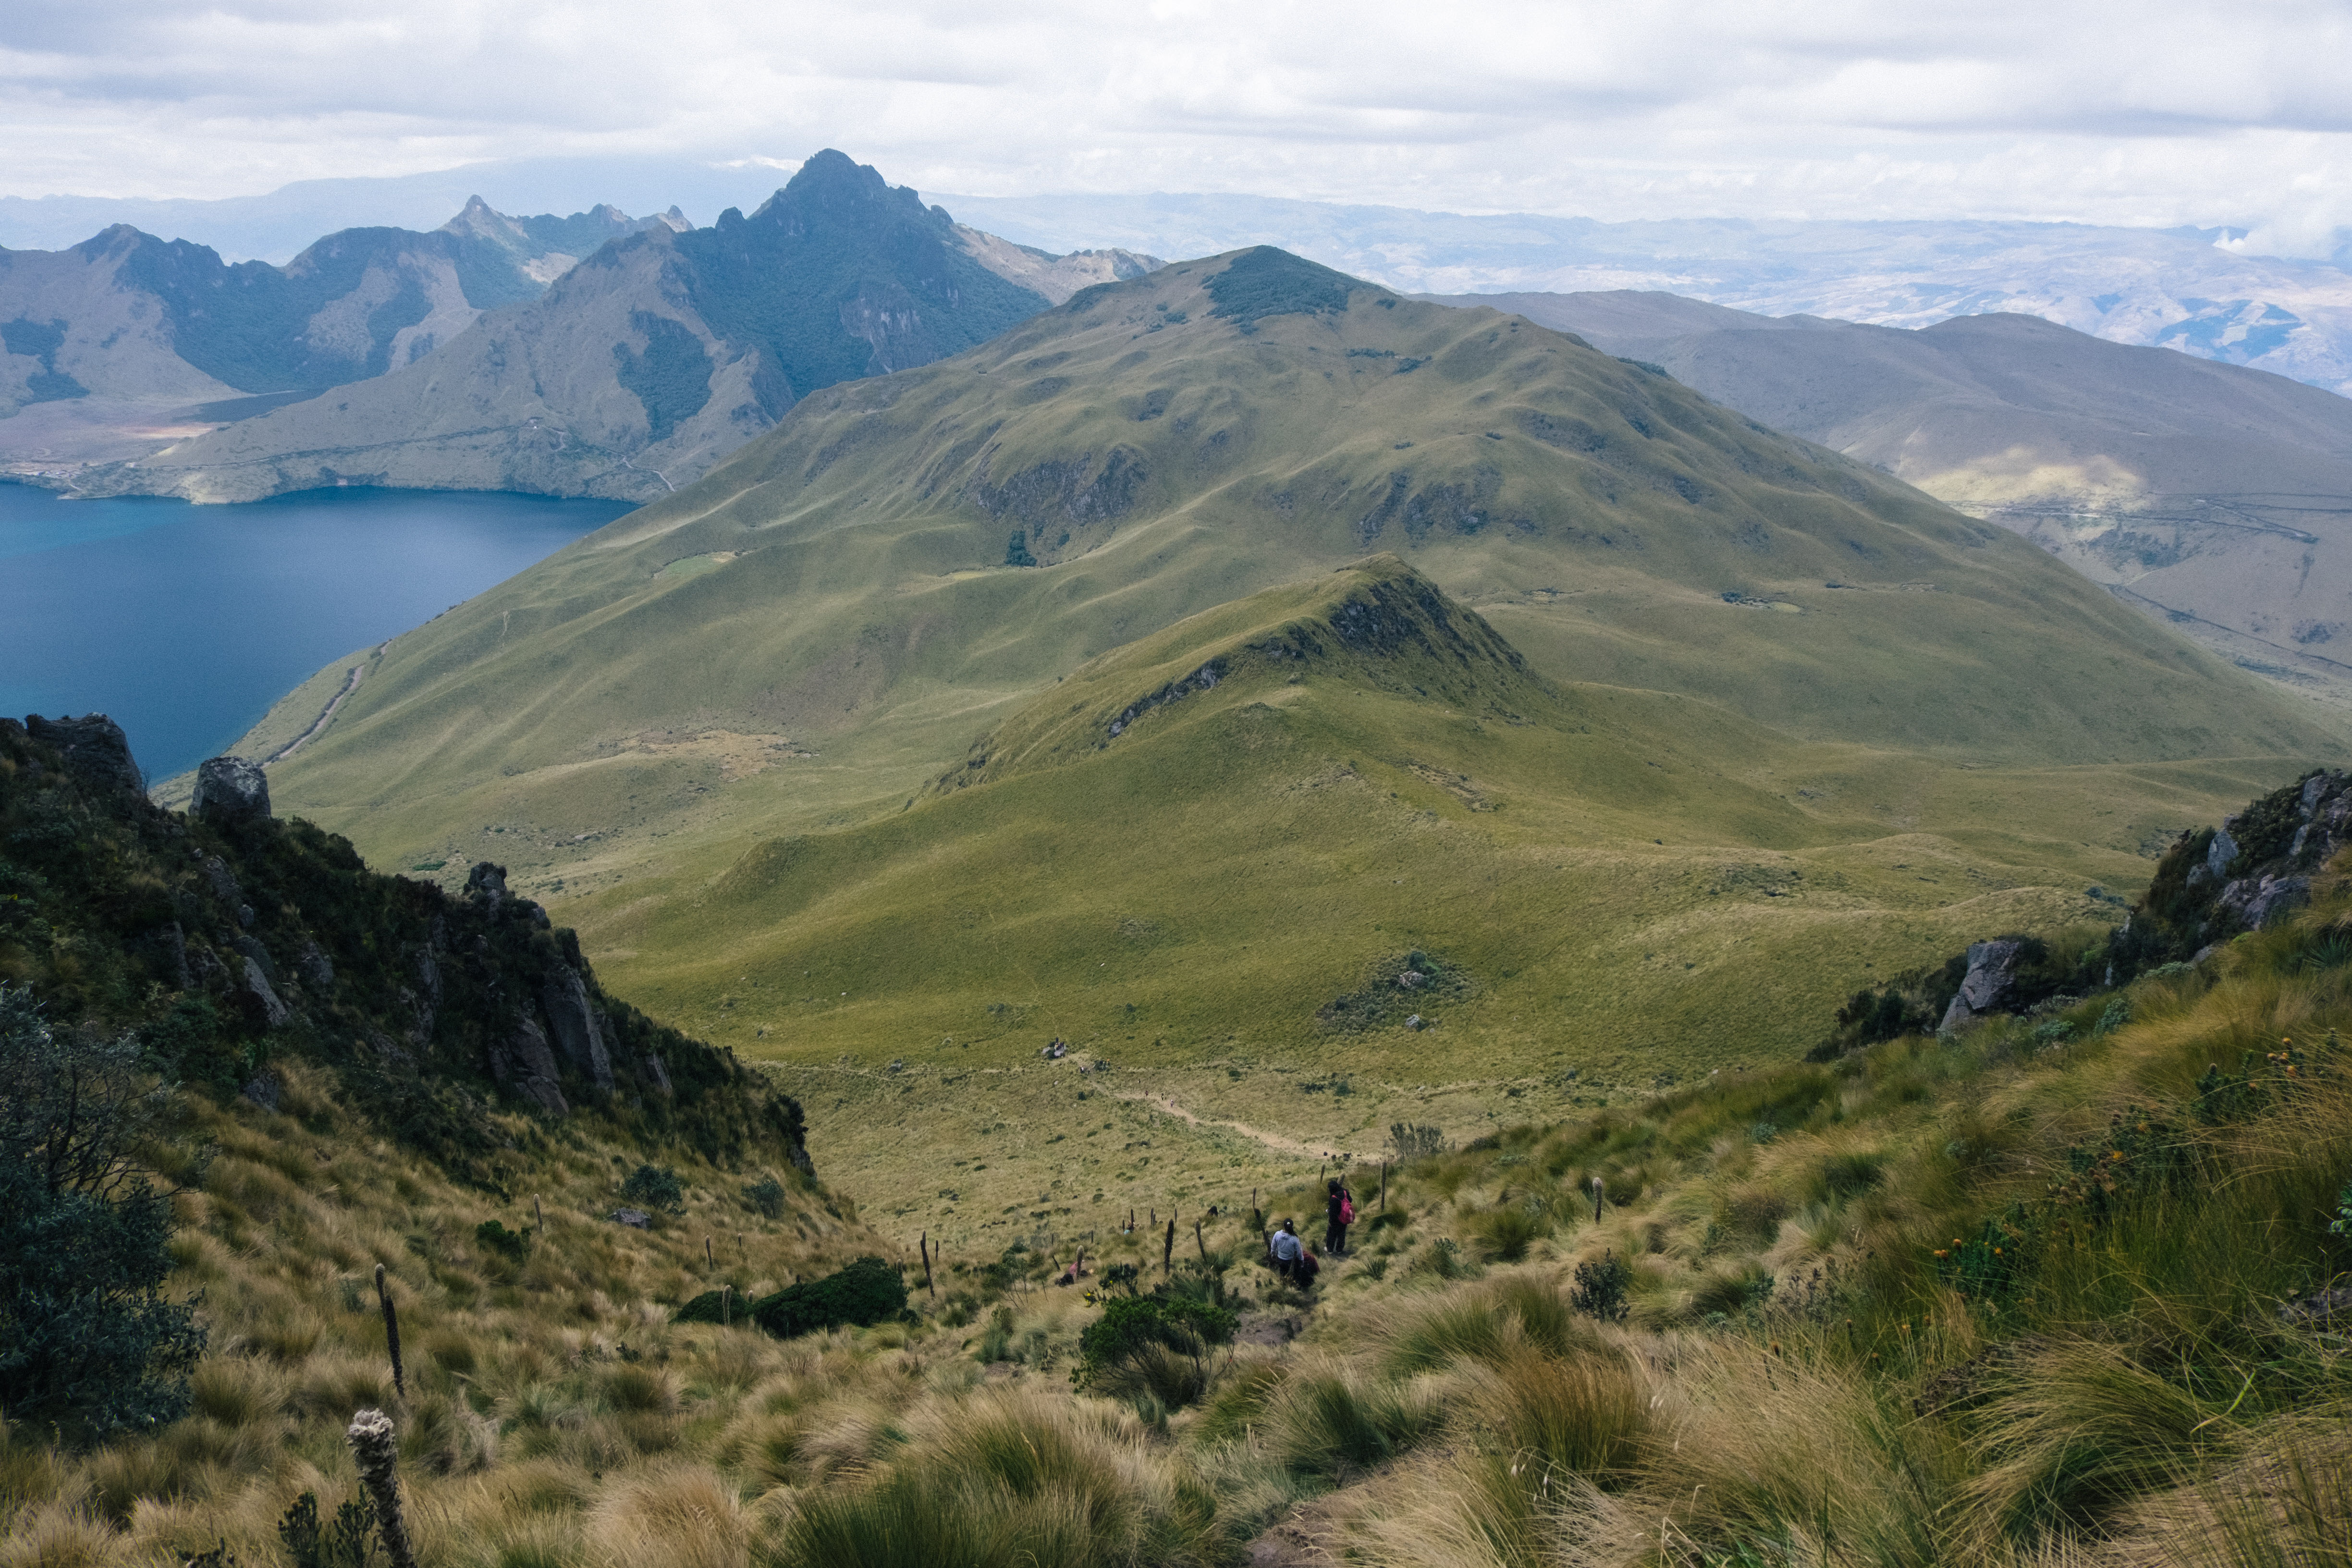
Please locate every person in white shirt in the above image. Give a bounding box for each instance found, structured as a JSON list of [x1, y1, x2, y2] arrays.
[[1269, 1218, 1304, 1282]]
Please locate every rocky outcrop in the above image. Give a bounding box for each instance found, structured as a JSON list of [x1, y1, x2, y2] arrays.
[[22, 714, 144, 797], [193, 756, 271, 826], [1, 716, 815, 1184], [2185, 769, 2352, 942], [1938, 940, 2026, 1033]]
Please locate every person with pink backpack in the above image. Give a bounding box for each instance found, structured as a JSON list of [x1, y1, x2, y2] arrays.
[[1325, 1176, 1356, 1256]]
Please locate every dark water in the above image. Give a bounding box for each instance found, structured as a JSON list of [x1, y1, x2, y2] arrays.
[[0, 484, 634, 782]]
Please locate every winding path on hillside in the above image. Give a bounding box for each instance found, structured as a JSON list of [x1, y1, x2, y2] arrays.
[[1109, 1090, 1347, 1163], [268, 645, 382, 763]]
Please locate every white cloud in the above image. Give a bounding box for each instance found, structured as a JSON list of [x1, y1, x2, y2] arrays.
[[1, 0, 2349, 249]]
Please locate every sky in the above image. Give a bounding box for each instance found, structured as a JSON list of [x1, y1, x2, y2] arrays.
[[3, 0, 2350, 255]]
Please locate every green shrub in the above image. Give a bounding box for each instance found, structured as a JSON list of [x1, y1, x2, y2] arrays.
[[742, 1173, 788, 1218], [1076, 1295, 1236, 1399], [672, 1286, 748, 1325], [750, 1256, 907, 1340], [1571, 1251, 1632, 1323], [473, 1219, 531, 1261], [0, 989, 204, 1438], [619, 1164, 685, 1214]]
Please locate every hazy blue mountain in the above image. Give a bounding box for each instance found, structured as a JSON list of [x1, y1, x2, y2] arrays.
[[0, 200, 686, 477], [72, 153, 1153, 504], [1438, 287, 2352, 710]]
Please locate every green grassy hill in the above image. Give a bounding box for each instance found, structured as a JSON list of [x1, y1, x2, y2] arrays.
[[219, 246, 2343, 1239]]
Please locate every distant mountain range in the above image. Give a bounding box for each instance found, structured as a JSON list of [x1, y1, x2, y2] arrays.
[[3, 153, 1157, 499], [938, 194, 2352, 398], [12, 159, 2349, 396], [1434, 289, 2352, 710]]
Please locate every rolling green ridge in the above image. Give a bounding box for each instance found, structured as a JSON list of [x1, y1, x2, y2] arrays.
[[222, 246, 2343, 1234]]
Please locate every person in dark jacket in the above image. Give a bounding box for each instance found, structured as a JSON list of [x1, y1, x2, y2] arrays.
[[1325, 1177, 1355, 1256]]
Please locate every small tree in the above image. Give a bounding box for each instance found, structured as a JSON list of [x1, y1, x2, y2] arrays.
[[0, 986, 203, 1437]]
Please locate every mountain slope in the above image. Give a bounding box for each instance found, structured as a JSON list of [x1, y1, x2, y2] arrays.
[[1445, 290, 2352, 708], [77, 153, 1148, 504]]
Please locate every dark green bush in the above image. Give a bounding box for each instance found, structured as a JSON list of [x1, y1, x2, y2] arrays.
[[1077, 1295, 1236, 1395], [473, 1219, 531, 1261], [750, 1255, 907, 1340], [673, 1286, 748, 1325], [742, 1173, 788, 1218], [1571, 1251, 1632, 1323], [278, 1490, 378, 1568], [619, 1164, 684, 1214]]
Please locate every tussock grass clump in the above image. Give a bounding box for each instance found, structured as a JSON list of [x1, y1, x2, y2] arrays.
[[778, 1391, 1222, 1568]]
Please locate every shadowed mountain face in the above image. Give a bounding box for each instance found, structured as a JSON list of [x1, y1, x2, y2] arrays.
[[1434, 290, 2352, 711], [72, 153, 1150, 505]]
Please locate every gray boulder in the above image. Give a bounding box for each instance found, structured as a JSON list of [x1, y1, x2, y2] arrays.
[[193, 756, 271, 825], [1938, 939, 2024, 1033], [242, 956, 291, 1028], [2205, 826, 2240, 881], [26, 714, 144, 797]]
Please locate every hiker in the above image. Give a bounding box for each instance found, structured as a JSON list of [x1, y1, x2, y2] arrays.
[[1325, 1176, 1355, 1256], [1268, 1218, 1304, 1283]]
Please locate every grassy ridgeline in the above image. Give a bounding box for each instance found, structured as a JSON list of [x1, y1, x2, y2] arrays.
[[10, 861, 2351, 1566]]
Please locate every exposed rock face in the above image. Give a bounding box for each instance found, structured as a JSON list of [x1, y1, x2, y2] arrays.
[[1938, 939, 2025, 1033], [540, 968, 615, 1092], [490, 1016, 570, 1115], [193, 756, 271, 825], [4, 572, 813, 1191], [24, 714, 143, 796]]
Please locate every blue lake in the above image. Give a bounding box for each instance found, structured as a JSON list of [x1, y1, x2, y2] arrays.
[[0, 484, 635, 782]]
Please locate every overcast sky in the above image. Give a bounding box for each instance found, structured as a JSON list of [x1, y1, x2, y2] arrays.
[[3, 0, 2348, 253]]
